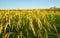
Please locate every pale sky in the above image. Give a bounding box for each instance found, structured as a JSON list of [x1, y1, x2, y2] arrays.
[[0, 0, 60, 9]]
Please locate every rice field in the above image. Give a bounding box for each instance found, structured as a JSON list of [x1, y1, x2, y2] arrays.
[[0, 9, 60, 38]]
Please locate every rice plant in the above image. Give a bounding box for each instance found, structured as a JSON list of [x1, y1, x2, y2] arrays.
[[0, 9, 60, 38]]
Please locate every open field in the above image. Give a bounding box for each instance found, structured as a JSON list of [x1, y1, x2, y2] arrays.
[[0, 9, 60, 38]]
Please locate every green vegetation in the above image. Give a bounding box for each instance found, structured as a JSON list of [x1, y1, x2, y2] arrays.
[[0, 9, 60, 38]]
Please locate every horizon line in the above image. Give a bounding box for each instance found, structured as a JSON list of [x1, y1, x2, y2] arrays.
[[0, 7, 60, 10]]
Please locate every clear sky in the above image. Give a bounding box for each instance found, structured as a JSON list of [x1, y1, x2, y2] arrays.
[[0, 0, 60, 9]]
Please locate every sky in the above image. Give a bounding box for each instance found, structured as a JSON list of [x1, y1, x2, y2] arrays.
[[0, 0, 60, 9]]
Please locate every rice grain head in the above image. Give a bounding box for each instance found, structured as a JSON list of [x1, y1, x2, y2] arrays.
[[0, 25, 3, 34]]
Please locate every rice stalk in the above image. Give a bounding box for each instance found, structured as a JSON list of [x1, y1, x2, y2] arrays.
[[29, 18, 36, 37]]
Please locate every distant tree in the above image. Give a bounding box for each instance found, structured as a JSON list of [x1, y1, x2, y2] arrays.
[[50, 6, 57, 9]]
